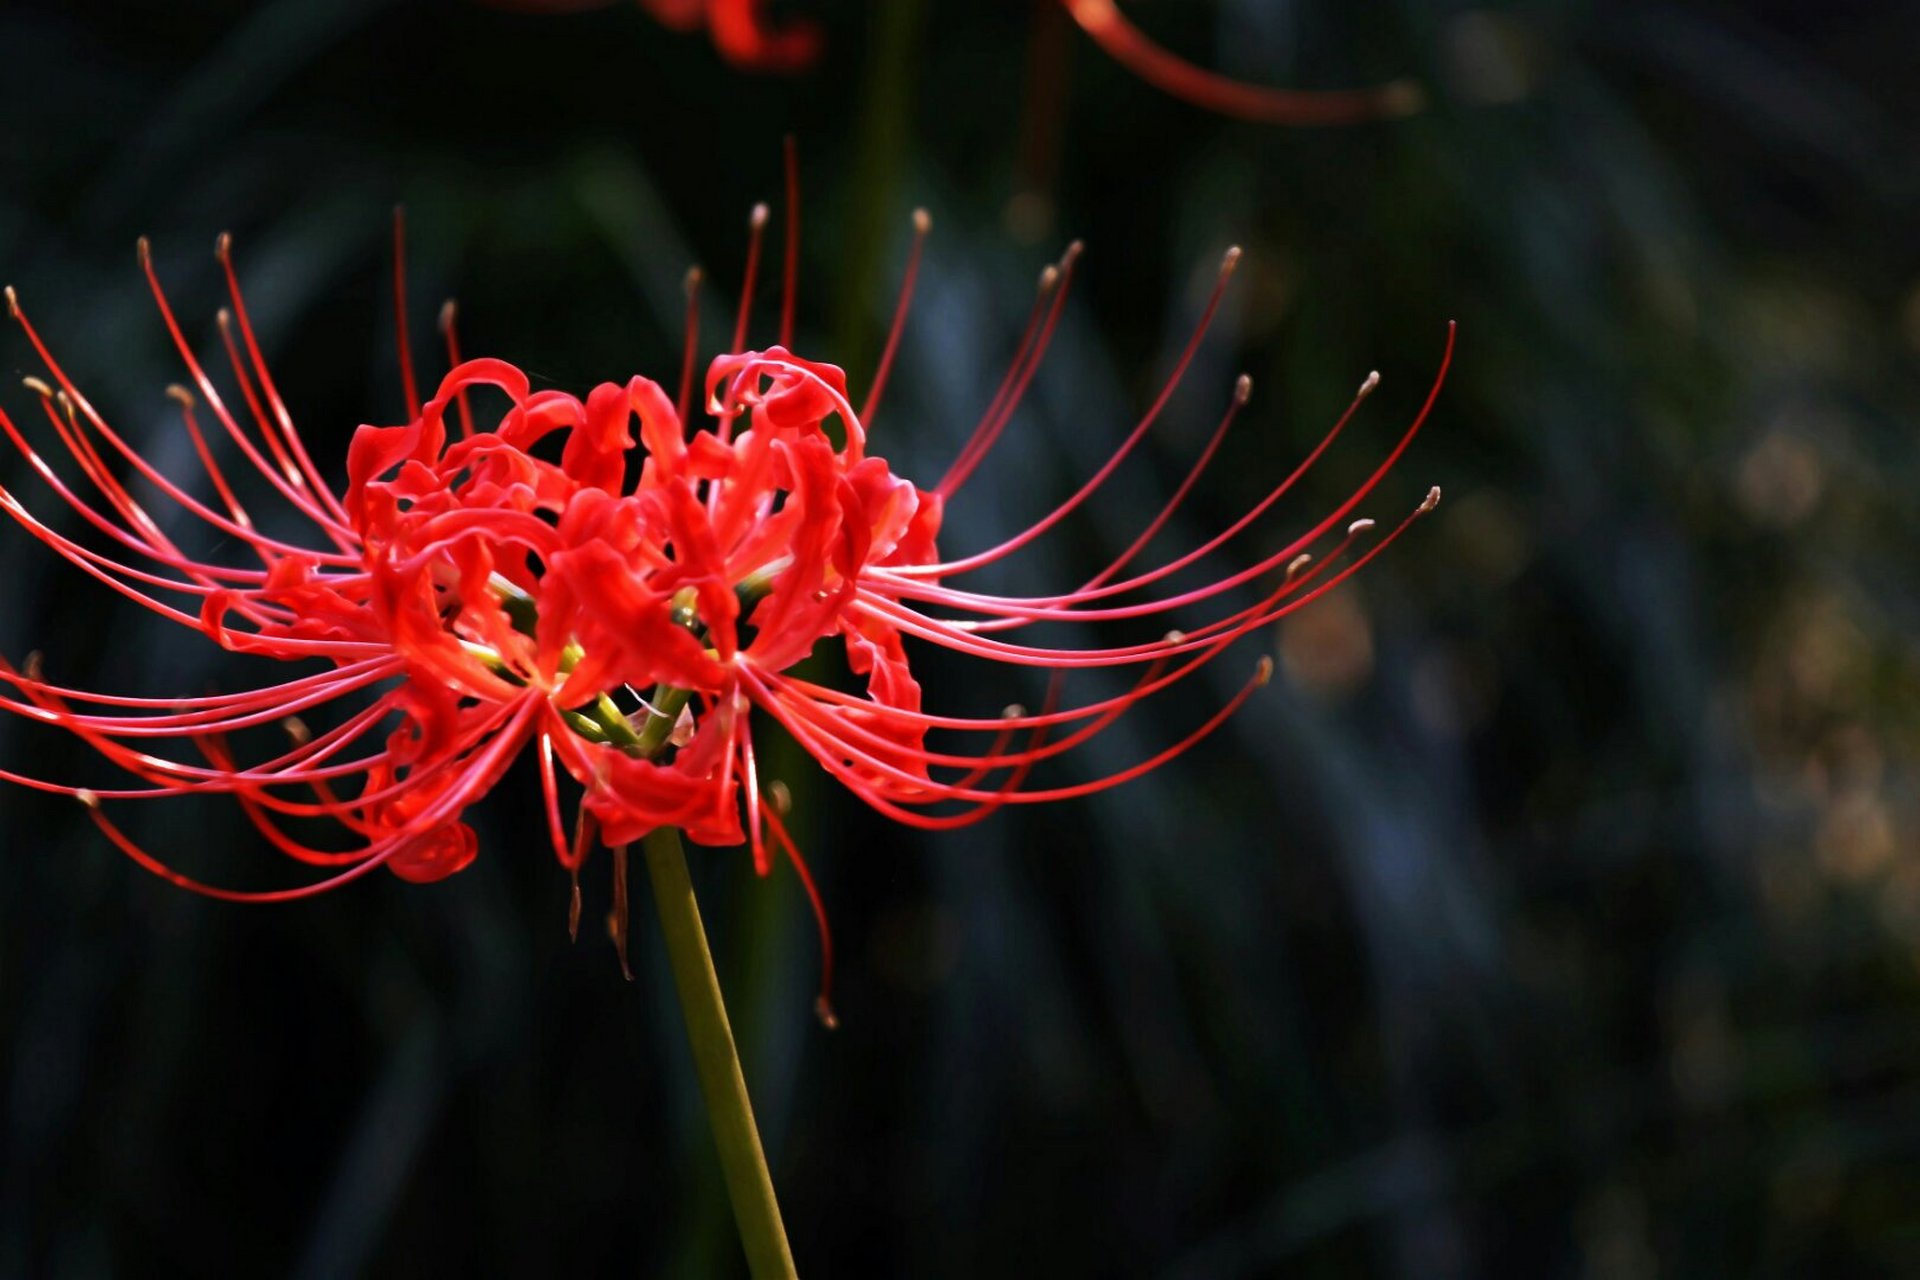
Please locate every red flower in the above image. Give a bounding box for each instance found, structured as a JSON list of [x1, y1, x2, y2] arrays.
[[0, 191, 1448, 1016], [509, 1, 1421, 123], [495, 0, 822, 72], [633, 0, 821, 72]]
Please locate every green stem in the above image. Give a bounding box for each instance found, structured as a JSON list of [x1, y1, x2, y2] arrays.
[[641, 825, 797, 1280]]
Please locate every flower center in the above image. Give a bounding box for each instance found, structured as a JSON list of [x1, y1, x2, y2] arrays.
[[484, 575, 773, 763]]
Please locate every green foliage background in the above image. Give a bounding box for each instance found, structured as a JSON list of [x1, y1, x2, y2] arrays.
[[2, 1, 1917, 1275]]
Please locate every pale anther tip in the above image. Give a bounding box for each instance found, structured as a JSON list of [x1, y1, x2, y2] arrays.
[[1234, 373, 1253, 404], [683, 265, 703, 291], [135, 235, 152, 264], [1348, 517, 1377, 536], [1163, 629, 1186, 646], [283, 716, 311, 745], [3, 285, 16, 318], [1419, 485, 1442, 514], [75, 788, 99, 810], [1062, 238, 1086, 262], [1002, 703, 1026, 720], [21, 376, 52, 398], [213, 231, 232, 260], [1221, 245, 1243, 274], [768, 779, 792, 816], [912, 207, 932, 234], [749, 202, 771, 228], [1038, 264, 1060, 293], [1360, 370, 1381, 395], [24, 650, 44, 681], [1254, 656, 1275, 686], [437, 299, 457, 331], [165, 384, 195, 407], [814, 997, 841, 1030]]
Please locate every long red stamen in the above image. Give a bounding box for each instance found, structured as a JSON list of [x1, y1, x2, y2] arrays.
[[760, 804, 836, 1028], [732, 202, 770, 357], [935, 241, 1082, 497], [780, 134, 800, 351], [679, 266, 704, 425], [1059, 0, 1424, 126], [76, 696, 538, 902], [438, 301, 476, 439], [393, 207, 423, 420], [935, 245, 1240, 564], [860, 208, 931, 425], [1077, 372, 1246, 591], [12, 275, 358, 564], [213, 234, 354, 526], [169, 385, 255, 532]]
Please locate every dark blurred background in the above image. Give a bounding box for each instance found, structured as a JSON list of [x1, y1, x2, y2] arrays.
[[2, 1, 1918, 1275]]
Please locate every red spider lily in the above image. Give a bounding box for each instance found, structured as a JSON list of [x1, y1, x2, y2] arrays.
[[0, 179, 1448, 1018], [511, 0, 1420, 122]]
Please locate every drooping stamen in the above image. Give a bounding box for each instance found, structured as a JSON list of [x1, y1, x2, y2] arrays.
[[570, 807, 601, 943], [609, 841, 634, 980], [738, 664, 1076, 827], [757, 661, 1159, 793], [195, 734, 382, 869], [751, 651, 1274, 810], [759, 803, 836, 1029], [71, 696, 540, 902], [5, 656, 472, 820], [1059, 0, 1424, 126]]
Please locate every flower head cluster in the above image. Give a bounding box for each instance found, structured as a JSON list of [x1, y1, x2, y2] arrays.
[[0, 195, 1448, 1011]]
